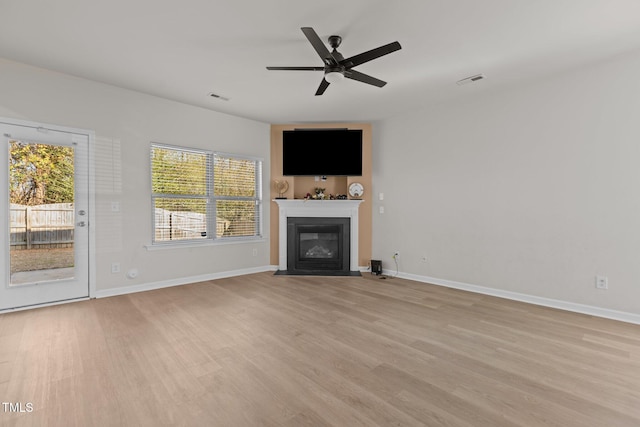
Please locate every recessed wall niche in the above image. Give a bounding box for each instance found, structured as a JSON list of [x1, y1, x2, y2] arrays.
[[269, 123, 372, 268]]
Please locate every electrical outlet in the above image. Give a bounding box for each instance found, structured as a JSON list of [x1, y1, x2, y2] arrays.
[[393, 251, 400, 259], [111, 262, 120, 274], [596, 275, 608, 289], [252, 248, 258, 257]]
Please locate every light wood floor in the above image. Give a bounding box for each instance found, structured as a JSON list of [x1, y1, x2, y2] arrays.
[[1, 272, 639, 426]]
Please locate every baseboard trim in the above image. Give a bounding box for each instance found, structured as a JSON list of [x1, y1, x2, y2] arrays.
[[386, 270, 640, 326], [95, 266, 274, 299]]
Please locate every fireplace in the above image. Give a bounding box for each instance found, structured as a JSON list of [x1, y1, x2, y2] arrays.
[[274, 199, 363, 275], [287, 217, 350, 274]]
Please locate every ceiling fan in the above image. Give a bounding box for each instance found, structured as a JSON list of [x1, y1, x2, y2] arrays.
[[266, 27, 402, 96]]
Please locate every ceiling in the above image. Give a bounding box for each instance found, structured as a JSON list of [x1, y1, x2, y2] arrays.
[[2, 0, 640, 124]]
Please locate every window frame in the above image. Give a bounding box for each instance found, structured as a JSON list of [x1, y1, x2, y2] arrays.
[[150, 143, 263, 246]]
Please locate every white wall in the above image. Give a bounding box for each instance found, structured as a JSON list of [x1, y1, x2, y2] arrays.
[[4, 48, 640, 317], [0, 59, 270, 294], [373, 49, 640, 315]]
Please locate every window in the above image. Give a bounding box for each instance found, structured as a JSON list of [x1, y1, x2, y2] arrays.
[[214, 153, 262, 238], [151, 144, 262, 244]]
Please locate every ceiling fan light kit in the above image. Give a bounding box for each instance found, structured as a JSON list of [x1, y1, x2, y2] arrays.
[[267, 27, 402, 95], [324, 70, 344, 84]]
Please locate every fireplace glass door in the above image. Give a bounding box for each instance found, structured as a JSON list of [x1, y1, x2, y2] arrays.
[[300, 228, 339, 260], [287, 217, 350, 274]]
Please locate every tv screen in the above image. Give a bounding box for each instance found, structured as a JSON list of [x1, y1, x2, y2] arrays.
[[282, 129, 363, 176]]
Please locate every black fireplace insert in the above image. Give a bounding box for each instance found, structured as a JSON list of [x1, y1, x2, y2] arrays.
[[281, 216, 357, 276]]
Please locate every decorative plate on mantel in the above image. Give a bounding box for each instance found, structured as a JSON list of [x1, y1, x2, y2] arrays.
[[348, 182, 364, 198]]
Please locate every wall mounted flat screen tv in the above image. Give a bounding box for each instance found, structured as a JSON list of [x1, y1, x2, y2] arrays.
[[282, 129, 363, 176]]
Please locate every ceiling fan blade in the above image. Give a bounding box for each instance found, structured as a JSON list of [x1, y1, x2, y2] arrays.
[[341, 41, 402, 68], [266, 66, 325, 71], [315, 78, 330, 96], [344, 70, 387, 87], [301, 27, 338, 66]]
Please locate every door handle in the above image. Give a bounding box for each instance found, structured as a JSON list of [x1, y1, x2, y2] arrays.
[[77, 221, 87, 227]]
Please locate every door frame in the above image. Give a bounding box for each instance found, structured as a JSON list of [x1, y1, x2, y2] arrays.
[[0, 117, 96, 312]]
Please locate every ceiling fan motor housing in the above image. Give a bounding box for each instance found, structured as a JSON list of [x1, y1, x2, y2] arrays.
[[326, 65, 345, 74]]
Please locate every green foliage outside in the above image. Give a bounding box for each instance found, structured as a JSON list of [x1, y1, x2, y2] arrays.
[[151, 147, 208, 213], [151, 146, 260, 238], [214, 156, 258, 236], [9, 141, 74, 205]]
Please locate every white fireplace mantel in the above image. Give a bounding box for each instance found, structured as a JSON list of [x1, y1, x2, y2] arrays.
[[274, 199, 363, 271]]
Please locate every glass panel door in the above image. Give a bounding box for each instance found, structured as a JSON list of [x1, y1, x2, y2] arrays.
[[1, 122, 89, 310], [9, 141, 76, 285]]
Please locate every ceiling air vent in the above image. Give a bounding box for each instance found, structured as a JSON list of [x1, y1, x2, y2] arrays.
[[208, 92, 230, 101], [456, 74, 485, 86]]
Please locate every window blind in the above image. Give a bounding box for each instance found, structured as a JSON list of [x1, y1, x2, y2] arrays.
[[151, 144, 212, 242], [150, 144, 262, 244], [213, 153, 262, 238]]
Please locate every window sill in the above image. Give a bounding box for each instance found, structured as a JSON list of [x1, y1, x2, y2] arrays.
[[145, 237, 266, 251]]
